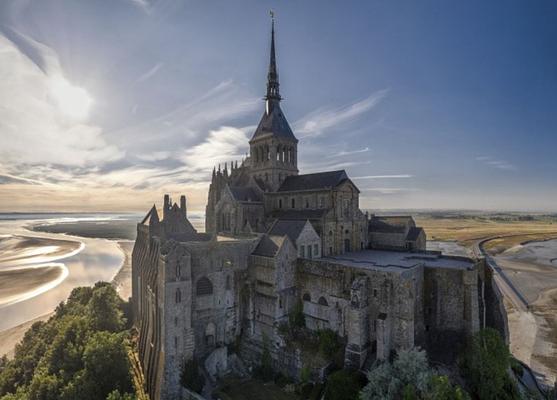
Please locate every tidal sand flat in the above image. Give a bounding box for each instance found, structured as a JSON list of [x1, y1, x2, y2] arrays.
[[494, 238, 557, 384], [0, 217, 125, 333]]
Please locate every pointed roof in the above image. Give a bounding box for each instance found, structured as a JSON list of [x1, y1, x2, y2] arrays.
[[141, 205, 159, 225], [250, 15, 297, 144], [268, 219, 314, 244]]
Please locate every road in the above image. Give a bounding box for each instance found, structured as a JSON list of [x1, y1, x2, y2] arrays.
[[474, 236, 530, 311]]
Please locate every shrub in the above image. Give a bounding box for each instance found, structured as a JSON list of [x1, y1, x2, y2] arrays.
[[289, 300, 305, 331], [324, 369, 364, 400], [180, 359, 205, 394], [318, 329, 341, 359]]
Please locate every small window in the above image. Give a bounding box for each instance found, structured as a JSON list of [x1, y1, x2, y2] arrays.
[[313, 244, 318, 257], [176, 289, 181, 303], [373, 289, 378, 298], [329, 246, 333, 255], [303, 293, 311, 302], [226, 275, 231, 290], [318, 297, 328, 306], [307, 245, 312, 259], [196, 277, 213, 296], [305, 199, 309, 208], [279, 199, 282, 209], [176, 264, 181, 279], [320, 196, 325, 208], [291, 198, 295, 208], [329, 230, 333, 237], [300, 245, 305, 258]]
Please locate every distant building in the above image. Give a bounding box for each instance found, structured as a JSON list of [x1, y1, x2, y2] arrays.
[[131, 19, 488, 400]]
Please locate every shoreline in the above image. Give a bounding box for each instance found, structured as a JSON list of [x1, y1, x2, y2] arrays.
[[0, 236, 134, 359]]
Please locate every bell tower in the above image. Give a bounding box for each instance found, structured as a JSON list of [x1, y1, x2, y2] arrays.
[[248, 14, 298, 191]]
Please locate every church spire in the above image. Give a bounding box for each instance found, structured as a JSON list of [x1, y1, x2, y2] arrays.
[[266, 11, 281, 104]]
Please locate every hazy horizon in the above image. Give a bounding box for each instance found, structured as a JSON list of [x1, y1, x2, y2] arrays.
[[1, 1, 556, 213]]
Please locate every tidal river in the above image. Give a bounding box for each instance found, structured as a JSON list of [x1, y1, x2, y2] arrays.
[[0, 214, 135, 332]]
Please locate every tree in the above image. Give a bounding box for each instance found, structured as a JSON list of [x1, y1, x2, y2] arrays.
[[81, 331, 133, 399], [424, 376, 470, 400], [180, 359, 204, 394], [87, 285, 125, 332], [460, 328, 518, 400]]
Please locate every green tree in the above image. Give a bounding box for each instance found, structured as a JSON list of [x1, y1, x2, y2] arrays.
[[81, 331, 133, 399], [289, 300, 305, 331], [460, 328, 518, 400], [87, 285, 125, 332], [424, 376, 470, 400]]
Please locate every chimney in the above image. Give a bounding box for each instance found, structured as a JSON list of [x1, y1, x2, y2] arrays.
[[180, 195, 187, 217]]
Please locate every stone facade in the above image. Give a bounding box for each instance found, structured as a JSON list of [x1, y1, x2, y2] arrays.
[[131, 21, 488, 400]]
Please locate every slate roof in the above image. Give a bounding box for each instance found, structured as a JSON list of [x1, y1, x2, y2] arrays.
[[368, 216, 411, 234], [272, 209, 327, 221], [229, 187, 262, 202], [277, 170, 349, 192], [141, 205, 159, 225], [268, 219, 308, 243], [252, 234, 286, 257], [250, 104, 297, 142], [406, 227, 424, 241]]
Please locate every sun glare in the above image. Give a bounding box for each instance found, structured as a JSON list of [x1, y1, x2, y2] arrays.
[[48, 76, 93, 121]]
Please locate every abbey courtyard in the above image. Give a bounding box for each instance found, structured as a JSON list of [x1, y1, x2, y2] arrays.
[[131, 20, 506, 400]]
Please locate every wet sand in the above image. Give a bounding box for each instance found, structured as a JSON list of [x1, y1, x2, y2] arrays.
[[112, 240, 134, 301], [0, 239, 134, 359], [494, 239, 557, 385]]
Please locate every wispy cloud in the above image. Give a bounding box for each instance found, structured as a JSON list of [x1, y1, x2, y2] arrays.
[[476, 156, 516, 171], [326, 147, 370, 158], [352, 174, 413, 180], [360, 187, 420, 194], [136, 62, 163, 83], [294, 89, 389, 138]]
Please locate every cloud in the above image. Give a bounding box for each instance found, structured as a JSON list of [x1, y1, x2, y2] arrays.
[[0, 31, 123, 167], [476, 156, 516, 171], [326, 147, 370, 158], [360, 187, 420, 194], [352, 174, 413, 180], [136, 62, 163, 83], [294, 89, 389, 137]]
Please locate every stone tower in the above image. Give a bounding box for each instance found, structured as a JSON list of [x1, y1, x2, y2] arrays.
[[248, 17, 298, 191]]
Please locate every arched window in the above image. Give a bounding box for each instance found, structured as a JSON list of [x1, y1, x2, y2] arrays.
[[276, 145, 281, 161], [303, 293, 311, 302], [196, 277, 213, 296], [291, 198, 295, 208], [226, 275, 231, 290], [318, 296, 328, 306], [176, 288, 181, 303], [279, 199, 283, 208], [176, 264, 181, 279], [329, 230, 333, 236]]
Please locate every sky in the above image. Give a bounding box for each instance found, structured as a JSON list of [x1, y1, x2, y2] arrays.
[[0, 0, 556, 213]]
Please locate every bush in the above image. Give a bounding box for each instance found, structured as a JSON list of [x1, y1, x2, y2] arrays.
[[324, 369, 364, 400], [180, 359, 205, 394], [318, 329, 341, 359], [360, 348, 471, 400], [289, 300, 305, 331]]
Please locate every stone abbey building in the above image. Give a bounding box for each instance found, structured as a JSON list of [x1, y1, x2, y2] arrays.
[[132, 20, 491, 400]]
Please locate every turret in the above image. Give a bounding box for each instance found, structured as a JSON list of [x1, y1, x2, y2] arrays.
[[163, 194, 170, 220], [180, 195, 187, 217]]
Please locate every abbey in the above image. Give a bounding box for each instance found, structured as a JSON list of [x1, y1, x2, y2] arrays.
[[132, 20, 490, 400]]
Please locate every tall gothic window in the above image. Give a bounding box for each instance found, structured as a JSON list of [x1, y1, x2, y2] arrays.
[[176, 288, 181, 303]]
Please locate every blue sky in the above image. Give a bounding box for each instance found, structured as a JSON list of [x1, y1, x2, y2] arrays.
[[0, 0, 556, 212]]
